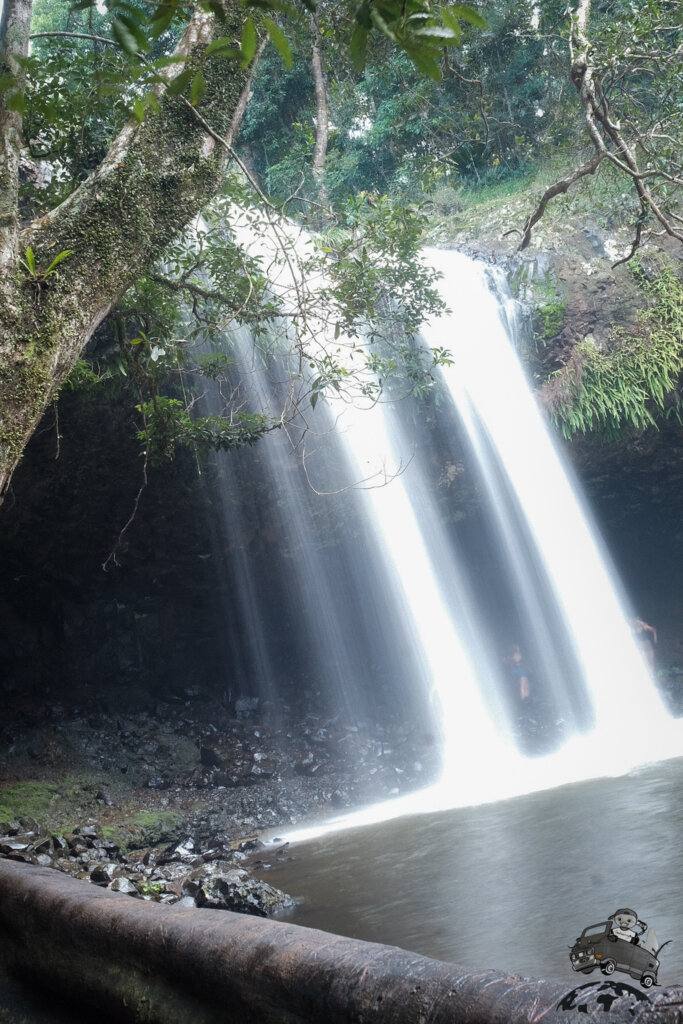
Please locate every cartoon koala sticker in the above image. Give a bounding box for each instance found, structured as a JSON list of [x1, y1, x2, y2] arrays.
[[568, 910, 671, 988], [608, 908, 648, 945]]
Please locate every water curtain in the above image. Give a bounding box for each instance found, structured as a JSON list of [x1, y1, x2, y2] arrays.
[[207, 229, 681, 831]]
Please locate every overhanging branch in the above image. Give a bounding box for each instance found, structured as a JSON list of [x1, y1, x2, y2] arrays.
[[517, 155, 603, 251], [568, 0, 683, 254]]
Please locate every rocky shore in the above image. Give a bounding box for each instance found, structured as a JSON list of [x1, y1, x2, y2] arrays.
[[0, 689, 440, 918]]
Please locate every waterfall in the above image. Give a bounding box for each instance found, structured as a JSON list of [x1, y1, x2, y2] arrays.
[[205, 229, 683, 838]]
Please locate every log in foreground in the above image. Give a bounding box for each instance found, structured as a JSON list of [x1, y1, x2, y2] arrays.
[[0, 860, 681, 1023]]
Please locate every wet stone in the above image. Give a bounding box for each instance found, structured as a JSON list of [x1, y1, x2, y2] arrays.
[[173, 896, 198, 908], [200, 746, 224, 768], [109, 877, 138, 895], [33, 838, 54, 856], [0, 841, 31, 854], [18, 817, 40, 833], [146, 777, 170, 790], [74, 825, 98, 839], [68, 839, 89, 855], [181, 880, 202, 899], [196, 876, 293, 917], [90, 864, 117, 885]]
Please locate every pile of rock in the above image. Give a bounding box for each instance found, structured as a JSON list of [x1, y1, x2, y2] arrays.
[[0, 818, 293, 917]]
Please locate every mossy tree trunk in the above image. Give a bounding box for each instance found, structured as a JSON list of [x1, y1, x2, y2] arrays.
[[0, 0, 250, 500]]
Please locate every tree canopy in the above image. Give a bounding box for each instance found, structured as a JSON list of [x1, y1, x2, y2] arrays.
[[0, 0, 681, 501]]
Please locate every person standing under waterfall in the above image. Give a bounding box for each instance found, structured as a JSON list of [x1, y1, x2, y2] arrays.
[[508, 643, 531, 702], [632, 617, 657, 669], [505, 643, 539, 752]]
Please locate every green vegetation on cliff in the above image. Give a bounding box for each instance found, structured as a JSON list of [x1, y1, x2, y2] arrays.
[[546, 259, 683, 441]]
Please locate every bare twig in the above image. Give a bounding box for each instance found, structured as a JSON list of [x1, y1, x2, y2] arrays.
[[29, 31, 118, 47], [443, 54, 490, 147], [53, 400, 60, 459], [102, 449, 149, 571]]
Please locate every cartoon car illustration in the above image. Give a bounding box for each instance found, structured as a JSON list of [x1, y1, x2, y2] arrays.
[[570, 921, 669, 988]]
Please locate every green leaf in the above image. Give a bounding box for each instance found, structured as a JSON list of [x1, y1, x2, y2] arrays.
[[24, 247, 36, 276], [150, 54, 189, 68], [369, 8, 398, 42], [43, 249, 74, 275], [132, 96, 146, 122], [440, 7, 462, 40], [0, 75, 17, 93], [120, 12, 151, 51], [404, 46, 442, 79], [264, 18, 292, 69], [165, 66, 193, 97], [448, 4, 488, 30], [412, 25, 458, 41], [241, 16, 257, 66], [205, 36, 238, 56], [190, 71, 207, 106], [349, 23, 369, 71], [355, 2, 372, 30], [111, 17, 143, 54], [150, 0, 177, 38]]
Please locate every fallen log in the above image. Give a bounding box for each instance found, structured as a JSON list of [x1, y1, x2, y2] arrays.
[[0, 860, 681, 1023]]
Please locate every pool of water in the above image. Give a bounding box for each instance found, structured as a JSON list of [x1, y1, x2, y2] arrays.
[[257, 757, 683, 986]]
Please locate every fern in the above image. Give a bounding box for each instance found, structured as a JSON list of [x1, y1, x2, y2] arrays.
[[549, 259, 683, 440]]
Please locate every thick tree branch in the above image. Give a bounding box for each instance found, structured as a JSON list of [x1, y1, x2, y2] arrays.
[[569, 0, 683, 254], [517, 154, 603, 251], [519, 0, 682, 257], [0, 0, 255, 498]]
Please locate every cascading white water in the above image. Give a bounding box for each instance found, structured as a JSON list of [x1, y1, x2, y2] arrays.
[[204, 323, 432, 726], [209, 222, 683, 838], [425, 252, 683, 768], [283, 249, 683, 839]]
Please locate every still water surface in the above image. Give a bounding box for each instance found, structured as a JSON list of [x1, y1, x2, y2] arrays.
[[260, 758, 683, 986]]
